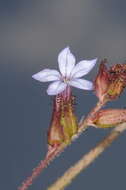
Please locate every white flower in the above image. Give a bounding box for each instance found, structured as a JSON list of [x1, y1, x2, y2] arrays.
[[32, 47, 97, 95]]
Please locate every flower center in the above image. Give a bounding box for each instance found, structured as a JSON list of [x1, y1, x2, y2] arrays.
[[62, 76, 70, 83]]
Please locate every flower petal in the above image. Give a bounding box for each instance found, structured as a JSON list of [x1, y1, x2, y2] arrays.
[[71, 58, 97, 78], [32, 69, 61, 82], [58, 47, 76, 77], [68, 78, 93, 90], [47, 81, 67, 95]]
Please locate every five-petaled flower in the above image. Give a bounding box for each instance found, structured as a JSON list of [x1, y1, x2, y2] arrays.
[[32, 47, 97, 95]]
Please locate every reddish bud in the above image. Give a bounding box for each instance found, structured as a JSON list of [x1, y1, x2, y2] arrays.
[[94, 61, 126, 102], [92, 109, 126, 128], [94, 59, 109, 101]]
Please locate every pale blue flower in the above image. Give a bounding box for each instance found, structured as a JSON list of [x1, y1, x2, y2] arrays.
[[32, 47, 97, 95]]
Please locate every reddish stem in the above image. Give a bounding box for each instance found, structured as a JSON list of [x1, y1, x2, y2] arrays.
[[18, 145, 65, 190]]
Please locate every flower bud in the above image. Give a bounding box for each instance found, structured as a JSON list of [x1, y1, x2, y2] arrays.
[[94, 61, 126, 102], [48, 87, 78, 146], [94, 59, 109, 102], [92, 109, 126, 128]]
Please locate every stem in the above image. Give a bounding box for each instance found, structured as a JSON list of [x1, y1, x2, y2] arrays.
[[48, 122, 126, 190], [18, 100, 105, 190], [78, 100, 107, 134], [18, 144, 66, 190]]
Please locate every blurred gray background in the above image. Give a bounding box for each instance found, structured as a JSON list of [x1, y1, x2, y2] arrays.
[[1, 0, 126, 189]]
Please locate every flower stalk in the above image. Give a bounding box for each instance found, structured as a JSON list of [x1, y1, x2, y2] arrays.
[[18, 144, 66, 190], [77, 99, 107, 134]]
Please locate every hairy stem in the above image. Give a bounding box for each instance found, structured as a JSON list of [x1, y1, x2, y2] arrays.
[[18, 144, 66, 190], [48, 122, 126, 190], [18, 100, 105, 190], [78, 100, 107, 134]]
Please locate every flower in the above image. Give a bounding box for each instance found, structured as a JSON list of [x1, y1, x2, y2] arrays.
[[32, 47, 97, 95]]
